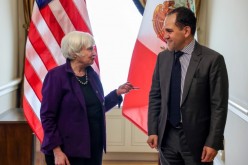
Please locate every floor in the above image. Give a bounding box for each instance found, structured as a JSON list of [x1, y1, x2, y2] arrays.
[[34, 139, 158, 165], [103, 161, 157, 165], [35, 154, 157, 165]]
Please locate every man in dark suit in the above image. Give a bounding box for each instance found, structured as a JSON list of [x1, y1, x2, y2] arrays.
[[147, 7, 228, 165]]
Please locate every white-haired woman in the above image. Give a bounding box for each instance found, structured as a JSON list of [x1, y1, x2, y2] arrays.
[[40, 31, 134, 165]]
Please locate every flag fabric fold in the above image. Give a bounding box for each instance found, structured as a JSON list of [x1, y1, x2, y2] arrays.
[[123, 0, 195, 134], [132, 0, 146, 15], [23, 0, 99, 142]]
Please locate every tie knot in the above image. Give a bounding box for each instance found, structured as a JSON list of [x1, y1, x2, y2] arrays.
[[175, 51, 184, 59]]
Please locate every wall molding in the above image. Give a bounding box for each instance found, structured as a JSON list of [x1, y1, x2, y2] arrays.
[[214, 157, 224, 165], [0, 78, 22, 97], [228, 100, 248, 122]]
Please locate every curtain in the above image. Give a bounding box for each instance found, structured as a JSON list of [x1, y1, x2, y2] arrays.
[[18, 0, 34, 107], [23, 0, 34, 31], [194, 0, 207, 45], [195, 0, 201, 18]]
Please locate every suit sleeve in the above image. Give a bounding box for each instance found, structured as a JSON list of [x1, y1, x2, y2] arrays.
[[205, 55, 228, 150], [104, 90, 123, 111], [148, 54, 162, 135]]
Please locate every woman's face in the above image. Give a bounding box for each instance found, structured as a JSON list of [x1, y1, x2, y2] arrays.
[[77, 45, 96, 66]]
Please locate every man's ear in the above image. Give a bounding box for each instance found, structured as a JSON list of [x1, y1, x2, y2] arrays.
[[184, 26, 191, 38]]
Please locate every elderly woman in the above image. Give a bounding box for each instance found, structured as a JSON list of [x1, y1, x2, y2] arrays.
[[40, 31, 134, 165]]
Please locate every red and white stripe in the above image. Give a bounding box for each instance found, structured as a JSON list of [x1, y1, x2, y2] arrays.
[[23, 0, 99, 142]]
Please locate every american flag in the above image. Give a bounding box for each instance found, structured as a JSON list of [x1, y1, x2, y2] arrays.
[[23, 0, 99, 142]]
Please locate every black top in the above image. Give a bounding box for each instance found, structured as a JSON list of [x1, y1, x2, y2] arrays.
[[77, 75, 102, 120], [77, 75, 104, 162]]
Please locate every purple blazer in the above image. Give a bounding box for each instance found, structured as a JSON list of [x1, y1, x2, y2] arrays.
[[40, 59, 122, 158]]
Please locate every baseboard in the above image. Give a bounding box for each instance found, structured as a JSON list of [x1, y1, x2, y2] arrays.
[[103, 152, 158, 161]]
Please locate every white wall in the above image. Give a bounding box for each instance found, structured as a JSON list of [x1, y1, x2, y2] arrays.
[[0, 0, 23, 114], [87, 0, 142, 95], [0, 0, 18, 85], [206, 0, 248, 108], [200, 0, 248, 164]]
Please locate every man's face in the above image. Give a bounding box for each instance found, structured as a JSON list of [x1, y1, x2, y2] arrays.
[[163, 13, 187, 51]]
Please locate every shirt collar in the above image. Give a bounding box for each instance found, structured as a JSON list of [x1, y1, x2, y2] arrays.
[[181, 39, 195, 55]]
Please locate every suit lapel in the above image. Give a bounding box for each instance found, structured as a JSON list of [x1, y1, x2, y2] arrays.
[[181, 43, 202, 105]]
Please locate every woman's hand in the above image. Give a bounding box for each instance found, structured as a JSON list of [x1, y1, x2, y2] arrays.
[[53, 146, 70, 165], [116, 82, 138, 95]]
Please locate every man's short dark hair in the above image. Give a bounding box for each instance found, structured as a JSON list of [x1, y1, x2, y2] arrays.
[[167, 7, 197, 35]]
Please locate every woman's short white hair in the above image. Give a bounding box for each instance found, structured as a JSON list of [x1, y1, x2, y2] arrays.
[[61, 31, 95, 60]]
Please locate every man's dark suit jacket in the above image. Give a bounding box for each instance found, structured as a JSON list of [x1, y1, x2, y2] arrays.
[[148, 41, 228, 161], [40, 60, 122, 158]]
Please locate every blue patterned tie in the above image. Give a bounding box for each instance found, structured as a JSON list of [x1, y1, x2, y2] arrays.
[[168, 51, 184, 127]]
